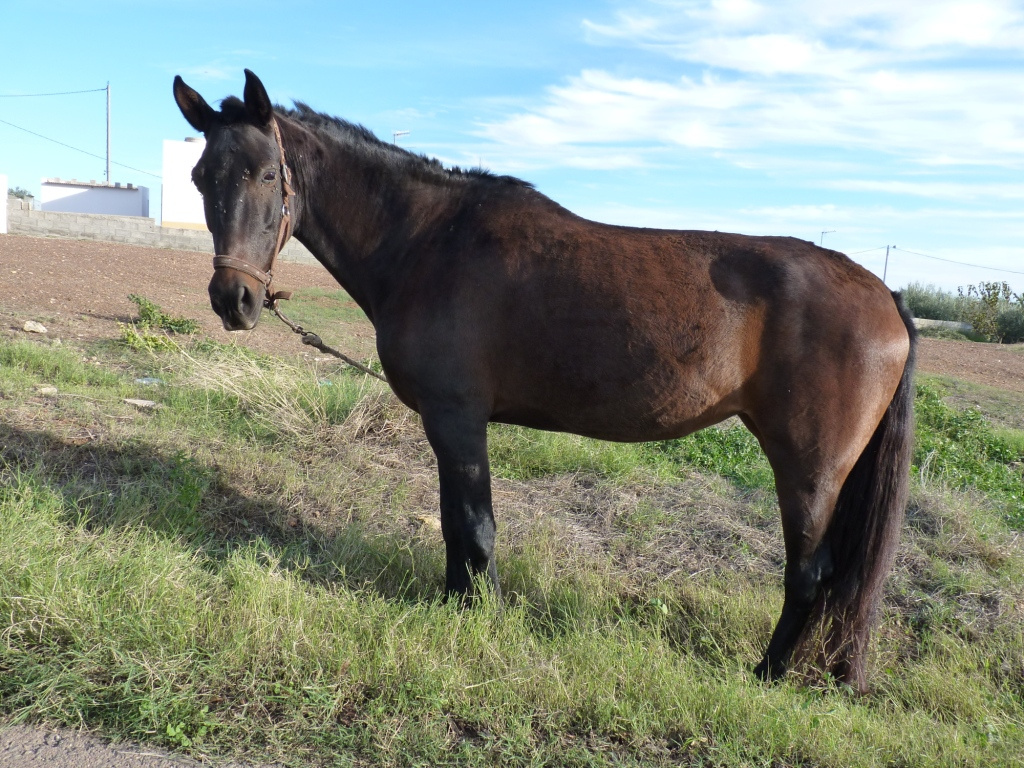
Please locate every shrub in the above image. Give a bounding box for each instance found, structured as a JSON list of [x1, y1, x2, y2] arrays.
[[901, 283, 966, 322], [901, 281, 1024, 343], [996, 305, 1024, 344]]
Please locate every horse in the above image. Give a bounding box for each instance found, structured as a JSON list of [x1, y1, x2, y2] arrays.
[[173, 70, 916, 692]]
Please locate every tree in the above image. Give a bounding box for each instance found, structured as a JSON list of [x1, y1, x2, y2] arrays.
[[7, 187, 33, 199], [957, 281, 1024, 342]]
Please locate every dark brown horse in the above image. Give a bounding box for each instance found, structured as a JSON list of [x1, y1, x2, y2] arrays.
[[173, 70, 916, 692]]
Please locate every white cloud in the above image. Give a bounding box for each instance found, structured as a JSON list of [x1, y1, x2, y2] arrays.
[[826, 179, 1024, 201], [896, 1, 1020, 48], [478, 67, 1024, 169], [478, 2, 1024, 172]]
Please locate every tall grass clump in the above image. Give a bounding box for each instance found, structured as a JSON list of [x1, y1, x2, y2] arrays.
[[175, 347, 380, 441]]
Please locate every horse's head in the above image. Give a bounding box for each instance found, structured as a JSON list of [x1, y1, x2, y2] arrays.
[[173, 70, 292, 331]]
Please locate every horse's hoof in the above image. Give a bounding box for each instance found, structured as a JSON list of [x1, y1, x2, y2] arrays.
[[754, 658, 786, 683]]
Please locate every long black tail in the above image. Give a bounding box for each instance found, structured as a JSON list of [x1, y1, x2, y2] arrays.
[[816, 292, 917, 690]]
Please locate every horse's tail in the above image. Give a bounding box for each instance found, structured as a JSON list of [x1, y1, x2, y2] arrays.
[[813, 292, 917, 691]]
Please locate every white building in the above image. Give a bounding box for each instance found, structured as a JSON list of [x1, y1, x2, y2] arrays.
[[161, 137, 205, 229], [40, 178, 149, 217]]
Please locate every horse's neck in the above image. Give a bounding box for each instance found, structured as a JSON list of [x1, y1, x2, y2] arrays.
[[289, 128, 450, 323]]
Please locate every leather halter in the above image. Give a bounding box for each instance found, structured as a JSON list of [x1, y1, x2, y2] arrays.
[[211, 117, 295, 306]]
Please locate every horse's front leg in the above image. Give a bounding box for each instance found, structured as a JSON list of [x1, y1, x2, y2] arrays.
[[420, 405, 500, 599]]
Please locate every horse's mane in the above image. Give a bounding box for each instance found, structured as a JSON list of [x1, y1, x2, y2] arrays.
[[218, 96, 533, 190]]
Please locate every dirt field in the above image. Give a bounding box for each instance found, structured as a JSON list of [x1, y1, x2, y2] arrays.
[[1, 233, 1022, 766]]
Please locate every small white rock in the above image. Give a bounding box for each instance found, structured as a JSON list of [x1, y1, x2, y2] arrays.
[[124, 398, 159, 410], [22, 321, 47, 334], [37, 386, 58, 396]]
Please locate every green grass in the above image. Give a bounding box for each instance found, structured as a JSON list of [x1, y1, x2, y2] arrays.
[[0, 339, 123, 390], [277, 287, 370, 327], [488, 426, 654, 481], [2, 335, 1024, 766], [921, 373, 1024, 431], [913, 380, 1024, 528]]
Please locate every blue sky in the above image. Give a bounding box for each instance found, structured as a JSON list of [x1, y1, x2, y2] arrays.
[[3, 0, 1023, 293]]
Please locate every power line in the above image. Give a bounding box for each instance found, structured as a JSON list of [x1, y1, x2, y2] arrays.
[[0, 116, 160, 179], [850, 244, 1024, 277], [0, 87, 107, 98], [891, 246, 1024, 276]]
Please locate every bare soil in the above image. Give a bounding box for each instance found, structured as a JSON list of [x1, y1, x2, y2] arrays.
[[1, 233, 1023, 766]]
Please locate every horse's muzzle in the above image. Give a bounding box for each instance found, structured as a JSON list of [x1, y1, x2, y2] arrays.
[[208, 270, 264, 331]]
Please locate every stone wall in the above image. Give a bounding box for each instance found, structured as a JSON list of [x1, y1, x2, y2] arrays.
[[3, 197, 316, 265]]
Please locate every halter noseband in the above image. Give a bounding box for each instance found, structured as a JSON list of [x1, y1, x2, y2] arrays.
[[211, 117, 295, 306]]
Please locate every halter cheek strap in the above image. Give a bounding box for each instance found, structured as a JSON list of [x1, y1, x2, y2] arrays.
[[212, 117, 295, 306]]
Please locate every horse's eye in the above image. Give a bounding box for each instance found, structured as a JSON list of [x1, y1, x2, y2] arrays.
[[262, 170, 277, 183]]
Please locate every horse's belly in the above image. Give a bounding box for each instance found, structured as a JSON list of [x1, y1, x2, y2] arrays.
[[494, 361, 743, 443]]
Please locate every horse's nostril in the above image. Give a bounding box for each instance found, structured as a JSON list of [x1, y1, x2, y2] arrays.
[[237, 284, 253, 314]]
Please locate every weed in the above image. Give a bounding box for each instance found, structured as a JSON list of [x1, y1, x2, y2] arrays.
[[128, 294, 201, 334], [118, 295, 199, 351], [118, 322, 181, 351]]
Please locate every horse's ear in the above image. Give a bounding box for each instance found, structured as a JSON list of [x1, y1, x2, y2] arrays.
[[173, 75, 216, 134], [243, 69, 274, 127]]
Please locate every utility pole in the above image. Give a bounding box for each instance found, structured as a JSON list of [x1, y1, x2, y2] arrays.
[[106, 81, 111, 182], [883, 245, 892, 284], [820, 230, 835, 247], [392, 130, 409, 145]]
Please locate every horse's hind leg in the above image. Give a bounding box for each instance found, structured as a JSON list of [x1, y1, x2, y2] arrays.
[[745, 400, 883, 683], [420, 406, 500, 598], [752, 472, 840, 682], [740, 413, 852, 682]]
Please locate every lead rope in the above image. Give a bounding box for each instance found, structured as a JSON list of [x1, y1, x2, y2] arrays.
[[260, 119, 388, 384], [269, 299, 388, 383]]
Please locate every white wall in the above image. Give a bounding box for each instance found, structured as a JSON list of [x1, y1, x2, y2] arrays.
[[0, 174, 7, 234], [161, 138, 206, 229], [40, 181, 149, 217]]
